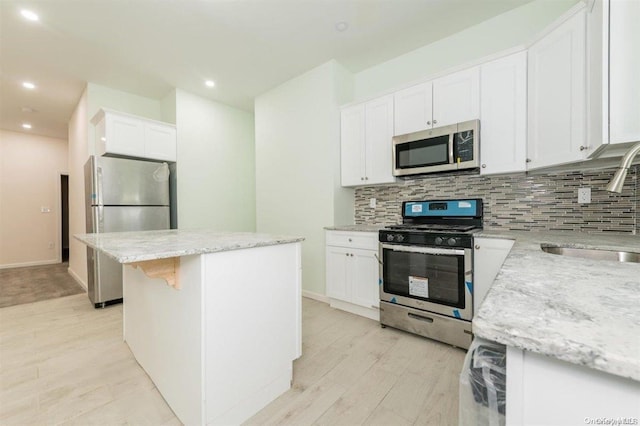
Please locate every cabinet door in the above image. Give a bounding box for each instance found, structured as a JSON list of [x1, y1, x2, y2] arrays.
[[145, 123, 177, 162], [609, 0, 640, 144], [527, 10, 586, 169], [480, 52, 527, 175], [394, 82, 433, 135], [473, 237, 514, 316], [364, 95, 395, 185], [105, 113, 145, 158], [432, 67, 480, 128], [350, 248, 380, 310], [340, 104, 366, 186], [326, 246, 351, 301]]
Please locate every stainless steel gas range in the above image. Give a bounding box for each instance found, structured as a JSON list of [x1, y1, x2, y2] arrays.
[[378, 198, 483, 349]]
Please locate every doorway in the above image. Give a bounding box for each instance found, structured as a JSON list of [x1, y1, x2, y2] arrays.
[[61, 174, 69, 262]]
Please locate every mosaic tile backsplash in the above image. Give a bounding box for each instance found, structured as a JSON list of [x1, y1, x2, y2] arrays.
[[355, 166, 639, 234]]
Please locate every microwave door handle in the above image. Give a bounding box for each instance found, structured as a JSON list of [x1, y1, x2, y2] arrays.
[[448, 133, 455, 165]]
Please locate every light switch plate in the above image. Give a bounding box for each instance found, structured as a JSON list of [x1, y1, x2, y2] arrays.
[[369, 198, 376, 208], [578, 187, 591, 204]]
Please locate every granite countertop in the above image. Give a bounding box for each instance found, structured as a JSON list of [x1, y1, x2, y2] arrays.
[[75, 229, 305, 263], [473, 230, 640, 381], [324, 224, 388, 232]]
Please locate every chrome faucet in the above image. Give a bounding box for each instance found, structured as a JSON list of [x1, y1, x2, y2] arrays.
[[606, 142, 640, 193]]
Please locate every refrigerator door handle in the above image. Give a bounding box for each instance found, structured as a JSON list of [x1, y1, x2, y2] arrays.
[[97, 206, 104, 232], [96, 166, 103, 206]]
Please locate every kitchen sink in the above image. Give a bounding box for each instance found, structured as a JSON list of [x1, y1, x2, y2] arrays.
[[540, 245, 640, 263]]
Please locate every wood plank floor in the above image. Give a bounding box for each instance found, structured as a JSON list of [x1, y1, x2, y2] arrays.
[[0, 294, 466, 425]]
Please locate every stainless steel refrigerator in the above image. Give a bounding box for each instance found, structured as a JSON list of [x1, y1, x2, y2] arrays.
[[85, 155, 170, 308]]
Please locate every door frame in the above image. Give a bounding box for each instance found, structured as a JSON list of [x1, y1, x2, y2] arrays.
[[57, 171, 69, 263]]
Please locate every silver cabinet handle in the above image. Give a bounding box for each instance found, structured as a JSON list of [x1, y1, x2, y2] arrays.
[[526, 158, 532, 163], [580, 145, 589, 151], [433, 120, 437, 124], [348, 238, 352, 242], [427, 121, 431, 125], [475, 245, 480, 250], [481, 164, 486, 168], [361, 177, 364, 181], [365, 177, 368, 180], [374, 253, 382, 265]]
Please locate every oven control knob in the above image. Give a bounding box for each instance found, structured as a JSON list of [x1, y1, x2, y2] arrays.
[[435, 237, 444, 245], [396, 234, 405, 242], [447, 238, 457, 246], [386, 234, 394, 242]]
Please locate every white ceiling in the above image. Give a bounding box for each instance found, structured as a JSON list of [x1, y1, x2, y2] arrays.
[[1, 0, 536, 140]]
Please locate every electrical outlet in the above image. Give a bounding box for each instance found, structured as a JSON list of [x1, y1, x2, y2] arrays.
[[41, 206, 51, 213], [578, 187, 591, 204], [369, 198, 376, 208]]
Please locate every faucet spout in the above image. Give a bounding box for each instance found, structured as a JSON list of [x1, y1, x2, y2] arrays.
[[606, 142, 640, 193]]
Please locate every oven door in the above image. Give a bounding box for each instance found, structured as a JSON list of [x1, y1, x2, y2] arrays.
[[379, 243, 473, 320]]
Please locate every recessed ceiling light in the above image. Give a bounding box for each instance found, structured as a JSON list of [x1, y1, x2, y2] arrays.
[[20, 9, 39, 22], [205, 80, 215, 88], [22, 123, 32, 129], [22, 81, 36, 90], [335, 21, 349, 32]]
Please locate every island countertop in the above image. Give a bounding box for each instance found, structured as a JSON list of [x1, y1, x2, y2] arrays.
[[472, 230, 640, 381], [75, 229, 305, 263]]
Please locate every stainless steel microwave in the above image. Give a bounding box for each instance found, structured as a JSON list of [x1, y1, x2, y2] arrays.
[[392, 119, 480, 176]]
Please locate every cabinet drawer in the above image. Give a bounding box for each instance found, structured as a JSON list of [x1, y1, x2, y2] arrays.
[[326, 231, 378, 250]]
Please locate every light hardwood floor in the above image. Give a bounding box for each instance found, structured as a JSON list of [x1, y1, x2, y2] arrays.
[[0, 294, 466, 425]]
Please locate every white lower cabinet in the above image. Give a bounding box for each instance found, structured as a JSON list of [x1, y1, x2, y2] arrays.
[[506, 347, 640, 425], [325, 231, 380, 321]]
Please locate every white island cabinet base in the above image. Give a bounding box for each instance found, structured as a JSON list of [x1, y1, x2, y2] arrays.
[[123, 242, 302, 426]]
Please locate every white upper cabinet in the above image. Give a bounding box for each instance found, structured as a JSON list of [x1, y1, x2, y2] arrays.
[[364, 96, 396, 185], [393, 82, 432, 136], [340, 104, 366, 186], [92, 109, 177, 162], [527, 10, 587, 170], [341, 95, 396, 187], [394, 67, 480, 136], [479, 51, 527, 175], [607, 0, 640, 145], [432, 67, 480, 128]]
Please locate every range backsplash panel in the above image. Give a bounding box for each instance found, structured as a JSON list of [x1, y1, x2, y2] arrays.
[[355, 166, 639, 234]]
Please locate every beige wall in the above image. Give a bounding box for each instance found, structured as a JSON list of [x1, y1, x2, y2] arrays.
[[0, 130, 68, 268]]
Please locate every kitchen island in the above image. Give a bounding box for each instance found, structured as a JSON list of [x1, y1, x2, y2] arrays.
[[472, 231, 640, 425], [75, 229, 304, 426]]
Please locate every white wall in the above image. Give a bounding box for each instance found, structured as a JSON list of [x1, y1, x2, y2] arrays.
[[175, 90, 256, 231], [354, 0, 579, 100], [255, 60, 354, 296], [67, 83, 164, 287], [0, 130, 68, 268]]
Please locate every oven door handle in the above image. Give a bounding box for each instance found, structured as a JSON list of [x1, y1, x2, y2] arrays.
[[380, 243, 465, 256]]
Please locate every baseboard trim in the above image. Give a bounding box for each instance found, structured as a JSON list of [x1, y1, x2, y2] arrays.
[[67, 267, 88, 290], [301, 290, 329, 304], [0, 259, 59, 270]]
